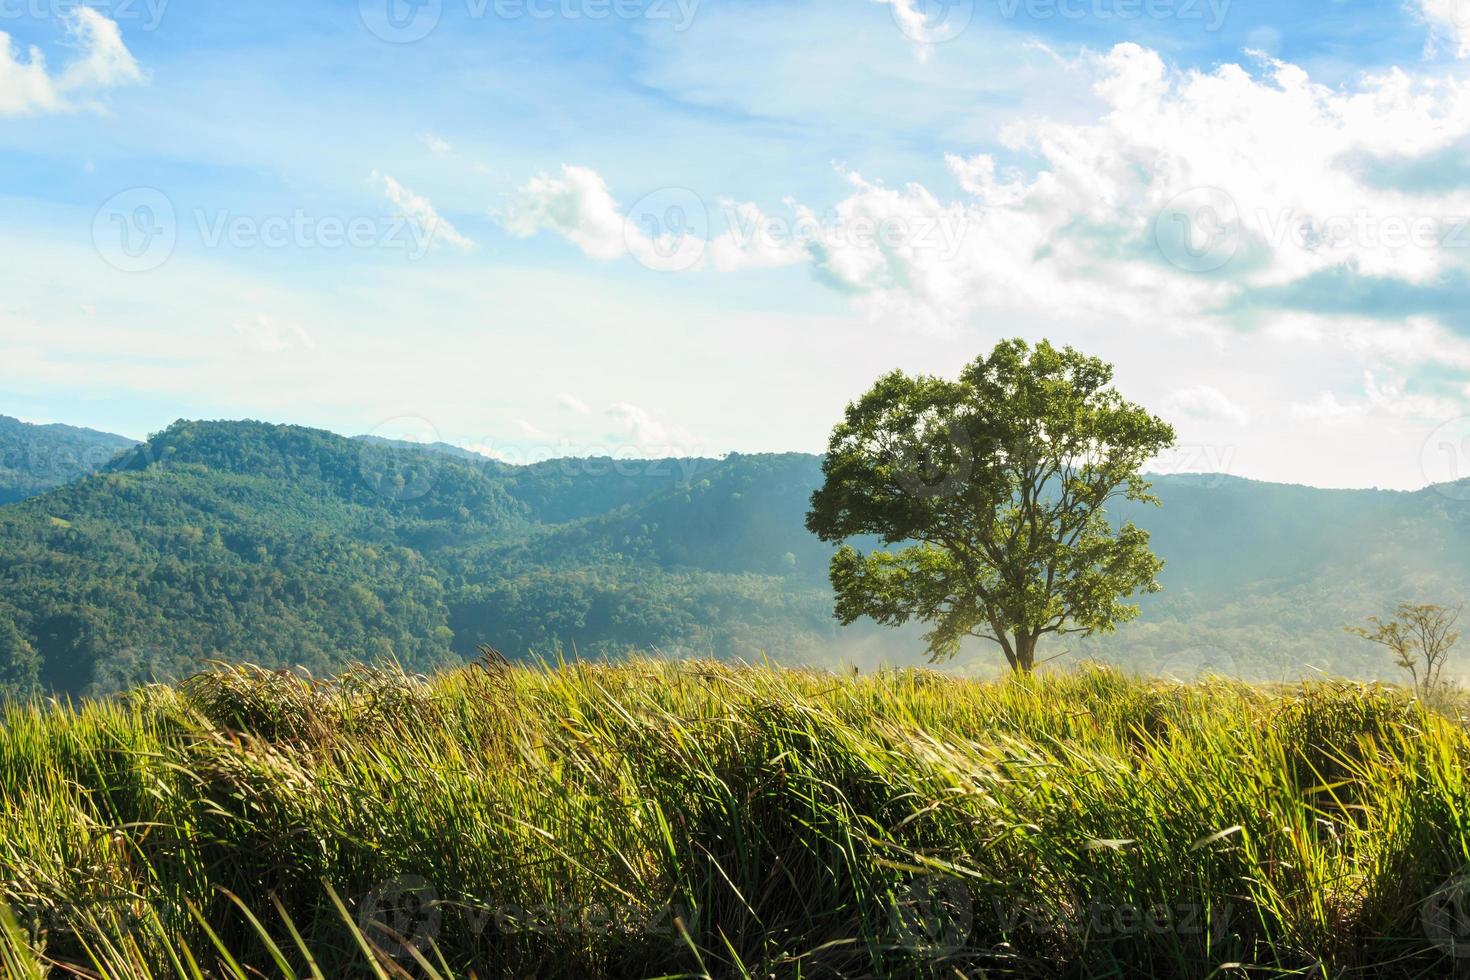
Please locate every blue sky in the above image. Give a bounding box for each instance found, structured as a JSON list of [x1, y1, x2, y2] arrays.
[[3, 0, 1470, 489]]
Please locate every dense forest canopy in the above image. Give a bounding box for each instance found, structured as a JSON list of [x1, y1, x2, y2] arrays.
[[1, 416, 1469, 696], [0, 414, 136, 505]]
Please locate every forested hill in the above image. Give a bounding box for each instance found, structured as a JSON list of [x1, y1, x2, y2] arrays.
[[2, 417, 1469, 696], [0, 414, 136, 505], [0, 419, 826, 696]]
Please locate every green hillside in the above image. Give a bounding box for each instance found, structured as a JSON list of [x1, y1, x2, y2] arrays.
[[0, 421, 849, 696], [2, 417, 1469, 697], [1097, 476, 1470, 680], [0, 414, 136, 505]]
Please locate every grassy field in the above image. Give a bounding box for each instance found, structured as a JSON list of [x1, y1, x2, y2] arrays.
[[4, 659, 1470, 978]]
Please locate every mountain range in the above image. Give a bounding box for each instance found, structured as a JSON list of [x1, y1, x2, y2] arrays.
[[0, 414, 136, 505], [1, 415, 1467, 696]]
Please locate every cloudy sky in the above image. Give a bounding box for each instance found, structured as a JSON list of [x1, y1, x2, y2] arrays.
[[3, 0, 1470, 488]]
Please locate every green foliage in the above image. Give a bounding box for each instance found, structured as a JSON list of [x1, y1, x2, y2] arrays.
[[0, 414, 135, 505], [0, 421, 846, 694], [495, 455, 715, 524], [5, 414, 1470, 693], [4, 661, 1470, 977], [808, 339, 1176, 670], [0, 610, 39, 700]]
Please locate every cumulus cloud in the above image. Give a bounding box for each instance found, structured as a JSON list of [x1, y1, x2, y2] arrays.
[[505, 166, 973, 294], [1262, 312, 1470, 371], [0, 9, 144, 116], [60, 8, 145, 90], [1418, 0, 1470, 57], [606, 403, 671, 444], [501, 164, 707, 270], [782, 43, 1470, 333], [504, 40, 1470, 450], [1292, 372, 1461, 425], [707, 200, 810, 272], [509, 42, 1470, 337], [602, 402, 700, 453], [557, 392, 593, 415], [375, 172, 475, 251], [503, 164, 627, 260], [1162, 385, 1250, 426]]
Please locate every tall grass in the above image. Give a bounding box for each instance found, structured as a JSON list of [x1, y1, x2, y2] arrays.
[[3, 659, 1470, 978]]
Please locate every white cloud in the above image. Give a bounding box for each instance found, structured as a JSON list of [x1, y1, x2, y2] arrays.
[[1162, 385, 1250, 426], [460, 440, 517, 463], [503, 165, 630, 261], [0, 10, 143, 116], [1337, 315, 1470, 370], [60, 8, 145, 91], [509, 397, 700, 455], [513, 43, 1470, 348], [495, 41, 1470, 482], [557, 392, 593, 415], [375, 172, 475, 251], [873, 0, 968, 61], [1418, 0, 1470, 58], [514, 418, 546, 438], [1261, 312, 1470, 373], [1292, 371, 1461, 425], [707, 200, 810, 272], [603, 402, 698, 453], [424, 134, 454, 157], [231, 314, 315, 355], [605, 402, 671, 445], [501, 164, 705, 270], [1291, 390, 1358, 424], [790, 43, 1470, 331]]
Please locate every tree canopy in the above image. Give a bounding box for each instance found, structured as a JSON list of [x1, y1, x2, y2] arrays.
[[806, 339, 1177, 671], [0, 414, 135, 505]]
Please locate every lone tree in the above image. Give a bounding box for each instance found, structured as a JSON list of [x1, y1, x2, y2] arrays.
[[806, 339, 1176, 673], [1348, 603, 1462, 699]]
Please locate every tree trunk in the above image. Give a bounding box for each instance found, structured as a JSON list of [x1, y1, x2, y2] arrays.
[[1013, 633, 1038, 673], [990, 620, 1020, 672]]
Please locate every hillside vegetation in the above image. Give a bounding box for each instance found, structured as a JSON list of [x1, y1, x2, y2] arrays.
[[2, 417, 1470, 695], [0, 420, 837, 696], [3, 660, 1470, 977], [0, 415, 135, 506]]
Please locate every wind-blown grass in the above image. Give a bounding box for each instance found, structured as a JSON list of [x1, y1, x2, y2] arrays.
[[3, 659, 1470, 977]]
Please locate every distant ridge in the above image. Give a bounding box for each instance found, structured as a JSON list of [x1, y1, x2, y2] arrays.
[[1, 416, 1468, 696], [0, 414, 136, 505], [352, 434, 511, 466]]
